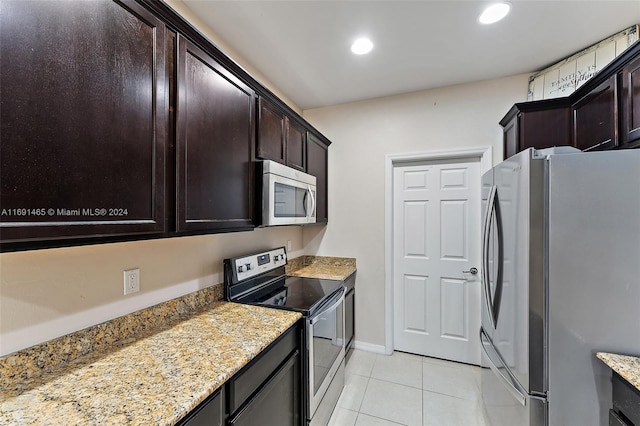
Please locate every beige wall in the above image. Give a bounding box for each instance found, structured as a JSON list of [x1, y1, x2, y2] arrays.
[[0, 228, 304, 355], [302, 74, 531, 350]]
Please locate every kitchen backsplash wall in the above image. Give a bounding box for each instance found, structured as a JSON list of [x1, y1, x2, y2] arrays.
[[0, 227, 303, 356]]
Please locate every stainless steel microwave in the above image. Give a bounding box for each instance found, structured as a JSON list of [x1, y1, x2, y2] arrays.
[[260, 160, 316, 226]]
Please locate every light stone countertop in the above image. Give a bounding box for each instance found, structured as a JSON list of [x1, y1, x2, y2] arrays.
[[287, 256, 356, 281], [597, 352, 640, 391], [0, 302, 301, 426]]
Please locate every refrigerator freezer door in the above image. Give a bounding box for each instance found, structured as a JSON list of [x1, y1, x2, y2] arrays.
[[547, 149, 640, 426], [481, 328, 547, 426], [480, 148, 546, 394]]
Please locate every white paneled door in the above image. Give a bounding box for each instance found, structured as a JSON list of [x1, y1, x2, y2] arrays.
[[393, 159, 481, 365]]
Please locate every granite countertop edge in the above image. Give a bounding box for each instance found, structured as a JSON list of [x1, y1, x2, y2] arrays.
[[0, 302, 301, 425], [597, 352, 640, 391]]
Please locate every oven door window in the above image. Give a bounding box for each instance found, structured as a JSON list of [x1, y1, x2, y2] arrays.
[[311, 301, 344, 394], [274, 182, 309, 218]]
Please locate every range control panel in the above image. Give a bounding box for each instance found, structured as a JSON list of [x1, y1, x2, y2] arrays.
[[232, 247, 287, 282]]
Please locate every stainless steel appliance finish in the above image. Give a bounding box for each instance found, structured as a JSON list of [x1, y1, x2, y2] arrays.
[[261, 160, 316, 226], [307, 287, 345, 423], [225, 247, 345, 426], [480, 147, 640, 426]]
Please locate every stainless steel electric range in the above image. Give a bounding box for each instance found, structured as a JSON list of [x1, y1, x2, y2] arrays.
[[224, 247, 345, 426]]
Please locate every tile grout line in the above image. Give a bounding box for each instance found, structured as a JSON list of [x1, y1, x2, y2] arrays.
[[336, 351, 484, 426]]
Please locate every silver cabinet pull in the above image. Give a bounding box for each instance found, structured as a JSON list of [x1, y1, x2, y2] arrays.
[[463, 267, 478, 275]]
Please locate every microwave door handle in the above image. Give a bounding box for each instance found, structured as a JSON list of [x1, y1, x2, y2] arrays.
[[308, 185, 316, 221], [302, 188, 308, 218]]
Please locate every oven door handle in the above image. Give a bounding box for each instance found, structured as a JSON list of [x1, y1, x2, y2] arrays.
[[309, 287, 345, 325]]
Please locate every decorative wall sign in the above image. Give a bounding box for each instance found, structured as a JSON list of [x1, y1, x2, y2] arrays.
[[528, 25, 639, 101]]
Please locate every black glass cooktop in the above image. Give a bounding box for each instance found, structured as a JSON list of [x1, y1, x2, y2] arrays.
[[247, 276, 343, 316]]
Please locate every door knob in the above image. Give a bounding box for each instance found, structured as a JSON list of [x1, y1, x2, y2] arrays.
[[463, 267, 478, 275]]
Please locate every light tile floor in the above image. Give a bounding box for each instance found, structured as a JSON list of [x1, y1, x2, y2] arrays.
[[329, 350, 488, 426]]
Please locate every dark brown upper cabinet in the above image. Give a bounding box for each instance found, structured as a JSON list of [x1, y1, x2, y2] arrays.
[[0, 0, 167, 243], [176, 36, 255, 233], [572, 75, 618, 151], [286, 120, 306, 172], [500, 99, 572, 159], [501, 41, 640, 158], [306, 133, 328, 224], [620, 55, 640, 148], [0, 0, 333, 250], [257, 97, 287, 164], [257, 97, 307, 171]]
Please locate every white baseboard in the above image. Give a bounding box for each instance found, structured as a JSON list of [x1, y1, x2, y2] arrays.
[[353, 340, 389, 355]]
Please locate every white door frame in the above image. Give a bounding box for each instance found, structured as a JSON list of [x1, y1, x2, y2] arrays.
[[384, 146, 493, 355]]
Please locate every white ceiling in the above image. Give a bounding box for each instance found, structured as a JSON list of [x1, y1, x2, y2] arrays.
[[181, 0, 640, 110]]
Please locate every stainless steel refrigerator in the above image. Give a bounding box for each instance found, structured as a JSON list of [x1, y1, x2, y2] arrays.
[[480, 147, 640, 426]]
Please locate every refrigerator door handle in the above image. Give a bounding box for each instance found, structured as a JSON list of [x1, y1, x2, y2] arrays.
[[492, 188, 504, 327], [480, 328, 526, 407], [482, 185, 497, 328]]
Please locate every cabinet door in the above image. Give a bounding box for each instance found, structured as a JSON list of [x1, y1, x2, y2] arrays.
[[257, 98, 286, 163], [572, 75, 618, 151], [306, 133, 328, 224], [500, 101, 572, 159], [0, 0, 167, 243], [620, 55, 640, 148], [502, 115, 519, 159], [228, 350, 301, 426], [520, 108, 572, 151], [176, 36, 255, 232], [612, 372, 640, 426], [286, 119, 306, 171], [178, 387, 224, 426], [345, 288, 354, 353]]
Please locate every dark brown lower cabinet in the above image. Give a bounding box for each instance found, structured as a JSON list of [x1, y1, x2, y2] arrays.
[[176, 36, 255, 233], [179, 388, 224, 426], [227, 324, 301, 426], [177, 323, 302, 426], [0, 0, 167, 243], [344, 273, 356, 363], [228, 350, 300, 426], [610, 372, 640, 426]]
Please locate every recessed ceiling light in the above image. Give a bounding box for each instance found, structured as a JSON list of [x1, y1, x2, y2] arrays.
[[479, 2, 511, 24], [351, 37, 374, 55]]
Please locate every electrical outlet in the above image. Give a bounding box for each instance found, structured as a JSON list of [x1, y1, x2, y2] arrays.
[[123, 268, 140, 295], [287, 240, 292, 251]]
